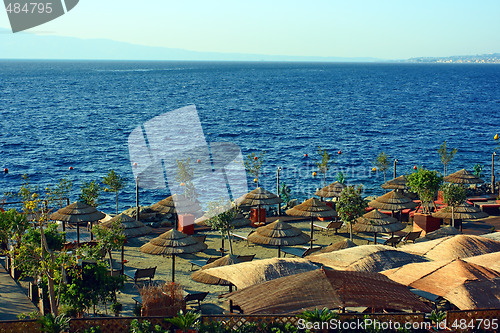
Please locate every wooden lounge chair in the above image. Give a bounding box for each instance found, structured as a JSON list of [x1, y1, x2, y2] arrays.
[[189, 257, 218, 271], [191, 235, 207, 244], [402, 230, 422, 244], [313, 220, 343, 235], [282, 246, 321, 258], [382, 235, 403, 247], [124, 266, 156, 285], [184, 291, 209, 310], [236, 254, 255, 262], [230, 230, 255, 246]]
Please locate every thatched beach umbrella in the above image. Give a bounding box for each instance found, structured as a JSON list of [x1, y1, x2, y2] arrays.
[[444, 169, 484, 184], [309, 245, 429, 272], [195, 212, 250, 228], [150, 194, 201, 215], [432, 202, 488, 222], [236, 187, 283, 224], [368, 190, 417, 216], [191, 254, 252, 286], [286, 198, 336, 248], [101, 213, 152, 238], [312, 239, 357, 255], [50, 201, 105, 244], [418, 225, 461, 241], [140, 229, 207, 282], [314, 181, 346, 199], [381, 175, 407, 190], [201, 257, 318, 289], [247, 220, 310, 257], [354, 209, 405, 243], [464, 252, 500, 273], [400, 234, 500, 261], [382, 258, 500, 310], [225, 268, 431, 314]]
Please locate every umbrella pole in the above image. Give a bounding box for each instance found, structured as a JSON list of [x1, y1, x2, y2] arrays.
[[310, 217, 314, 249], [121, 244, 125, 275], [374, 233, 377, 244], [172, 254, 175, 282], [229, 284, 234, 313], [278, 246, 281, 258], [90, 222, 93, 241], [77, 224, 80, 245]]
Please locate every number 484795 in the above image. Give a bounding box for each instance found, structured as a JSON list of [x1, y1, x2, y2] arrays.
[[5, 2, 53, 14]]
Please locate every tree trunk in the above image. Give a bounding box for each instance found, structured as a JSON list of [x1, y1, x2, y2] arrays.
[[349, 222, 353, 241], [227, 230, 234, 255], [115, 192, 119, 215], [451, 206, 455, 229], [40, 225, 58, 315]]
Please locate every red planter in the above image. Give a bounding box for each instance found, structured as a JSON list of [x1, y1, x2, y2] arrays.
[[250, 208, 266, 223], [178, 214, 195, 235], [413, 213, 441, 236]]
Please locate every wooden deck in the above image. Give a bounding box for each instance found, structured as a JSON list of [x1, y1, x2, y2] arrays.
[[0, 261, 38, 321]]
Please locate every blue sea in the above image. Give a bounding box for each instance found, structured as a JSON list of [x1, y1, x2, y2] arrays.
[[1, 61, 500, 212]]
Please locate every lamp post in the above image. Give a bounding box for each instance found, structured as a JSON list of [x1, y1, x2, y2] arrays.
[[393, 159, 398, 179], [492, 152, 496, 195], [277, 166, 282, 216]]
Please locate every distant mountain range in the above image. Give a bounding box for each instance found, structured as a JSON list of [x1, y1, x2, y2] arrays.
[[0, 28, 380, 62], [1, 28, 499, 63]]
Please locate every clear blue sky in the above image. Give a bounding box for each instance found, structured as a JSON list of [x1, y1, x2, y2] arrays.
[[1, 0, 499, 59]]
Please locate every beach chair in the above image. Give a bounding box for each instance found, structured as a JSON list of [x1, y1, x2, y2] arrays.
[[236, 254, 255, 262], [192, 235, 207, 244], [313, 220, 343, 235], [402, 231, 422, 244], [230, 230, 255, 246], [184, 291, 209, 310], [382, 235, 403, 247], [189, 257, 218, 270], [282, 246, 321, 258], [124, 266, 156, 285]]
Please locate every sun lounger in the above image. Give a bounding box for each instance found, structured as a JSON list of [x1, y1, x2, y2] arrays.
[[402, 230, 422, 244], [230, 231, 255, 246], [313, 220, 343, 235], [282, 246, 321, 258], [191, 235, 207, 244], [124, 266, 156, 285], [236, 254, 255, 262], [189, 257, 218, 270]]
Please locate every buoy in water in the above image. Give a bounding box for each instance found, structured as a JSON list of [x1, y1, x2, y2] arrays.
[[197, 159, 201, 163], [3, 168, 8, 174], [304, 154, 308, 158], [495, 133, 499, 140], [413, 165, 418, 170], [312, 172, 317, 177], [338, 150, 342, 154], [372, 167, 376, 172], [69, 166, 74, 170]]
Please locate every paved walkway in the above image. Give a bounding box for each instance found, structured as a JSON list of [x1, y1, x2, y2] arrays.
[[0, 261, 38, 321]]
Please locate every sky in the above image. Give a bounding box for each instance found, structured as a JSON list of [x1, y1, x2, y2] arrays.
[[1, 0, 500, 59]]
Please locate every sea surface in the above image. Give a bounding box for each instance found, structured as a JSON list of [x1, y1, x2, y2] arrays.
[[1, 61, 500, 212]]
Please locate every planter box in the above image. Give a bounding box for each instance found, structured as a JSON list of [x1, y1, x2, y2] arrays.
[[413, 213, 441, 236], [250, 208, 266, 223], [178, 214, 195, 235]]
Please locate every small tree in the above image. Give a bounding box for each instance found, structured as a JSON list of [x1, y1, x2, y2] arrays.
[[437, 141, 457, 177], [46, 177, 73, 208], [407, 167, 443, 214], [441, 183, 466, 229], [315, 146, 332, 188], [103, 170, 126, 214], [175, 159, 196, 201], [79, 180, 101, 207], [92, 219, 126, 275], [374, 152, 390, 183], [336, 185, 367, 241], [244, 151, 266, 188], [336, 171, 345, 184], [205, 199, 238, 255]]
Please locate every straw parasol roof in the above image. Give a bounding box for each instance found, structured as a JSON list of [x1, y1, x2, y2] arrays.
[[309, 245, 428, 272], [247, 220, 310, 257], [381, 175, 407, 190], [101, 213, 152, 238], [311, 239, 357, 255], [481, 231, 500, 242], [225, 268, 431, 314], [50, 201, 105, 223], [191, 254, 249, 286], [354, 209, 405, 235], [286, 198, 337, 248], [368, 190, 417, 211], [140, 228, 207, 281], [432, 202, 488, 220], [400, 235, 500, 261], [235, 187, 283, 207], [464, 252, 500, 273], [315, 182, 346, 198], [50, 201, 106, 244], [382, 258, 500, 310], [418, 225, 461, 241], [149, 194, 201, 215], [200, 257, 319, 289], [447, 278, 500, 310], [444, 169, 484, 184]]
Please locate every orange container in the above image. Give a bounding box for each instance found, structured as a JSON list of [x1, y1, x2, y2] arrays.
[[250, 208, 266, 223], [178, 214, 195, 235]]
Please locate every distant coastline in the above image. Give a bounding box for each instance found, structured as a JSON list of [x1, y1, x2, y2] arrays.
[[407, 53, 500, 64]]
